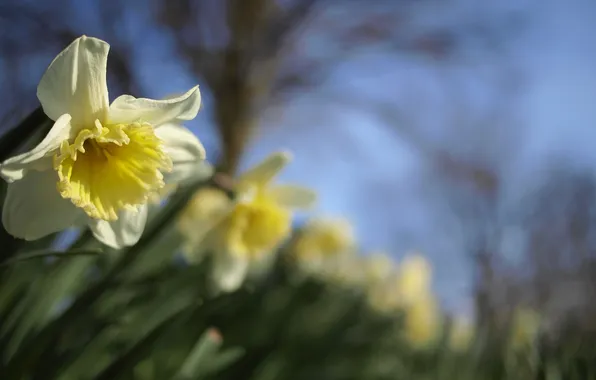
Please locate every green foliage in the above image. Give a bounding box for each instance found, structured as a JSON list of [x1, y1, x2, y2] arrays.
[[0, 109, 595, 380]]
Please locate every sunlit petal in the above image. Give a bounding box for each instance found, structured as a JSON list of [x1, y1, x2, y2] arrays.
[[2, 170, 82, 240], [237, 151, 291, 188], [268, 184, 316, 209], [108, 86, 201, 126], [0, 114, 73, 182], [211, 250, 250, 292], [37, 36, 109, 127], [89, 205, 148, 249], [155, 123, 209, 184]]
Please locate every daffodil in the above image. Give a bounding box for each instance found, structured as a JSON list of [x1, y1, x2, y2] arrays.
[[394, 253, 432, 307], [179, 151, 316, 292], [0, 36, 205, 248], [319, 254, 367, 288], [366, 252, 434, 315], [367, 279, 402, 313], [510, 308, 542, 349], [360, 252, 397, 309], [363, 251, 395, 284], [403, 294, 441, 347], [291, 216, 355, 273]]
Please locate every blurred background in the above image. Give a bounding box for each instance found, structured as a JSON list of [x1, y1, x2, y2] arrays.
[[1, 0, 596, 375]]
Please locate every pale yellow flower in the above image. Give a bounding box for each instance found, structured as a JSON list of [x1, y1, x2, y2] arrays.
[[395, 253, 432, 307], [186, 152, 316, 292], [291, 217, 356, 277], [367, 279, 401, 313], [360, 252, 400, 312], [321, 255, 368, 288], [363, 251, 395, 284], [366, 253, 435, 318], [448, 317, 475, 352], [0, 36, 205, 248], [510, 308, 542, 349], [403, 294, 441, 347]]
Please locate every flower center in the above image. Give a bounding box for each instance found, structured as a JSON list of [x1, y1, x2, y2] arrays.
[[53, 120, 172, 221], [223, 192, 291, 258]]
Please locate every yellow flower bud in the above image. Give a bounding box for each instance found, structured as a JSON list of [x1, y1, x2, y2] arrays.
[[395, 253, 432, 306], [403, 294, 441, 347]]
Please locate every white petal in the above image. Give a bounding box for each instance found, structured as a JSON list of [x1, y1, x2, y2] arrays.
[[237, 151, 292, 187], [154, 123, 209, 184], [212, 251, 250, 293], [108, 86, 201, 126], [37, 36, 109, 127], [2, 170, 82, 240], [269, 184, 317, 209], [0, 114, 73, 182], [89, 205, 148, 249]]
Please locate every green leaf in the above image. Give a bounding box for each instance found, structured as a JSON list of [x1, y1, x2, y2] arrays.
[[0, 107, 50, 162], [196, 346, 246, 378], [1, 255, 97, 376], [121, 223, 182, 280], [91, 308, 187, 380], [0, 248, 102, 267], [0, 107, 53, 261], [174, 328, 223, 379]]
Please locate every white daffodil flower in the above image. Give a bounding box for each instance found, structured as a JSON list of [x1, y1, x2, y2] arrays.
[[178, 151, 316, 292], [0, 36, 205, 249]]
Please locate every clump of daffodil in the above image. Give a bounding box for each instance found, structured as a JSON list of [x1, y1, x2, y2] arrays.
[[510, 307, 542, 350], [394, 253, 441, 346], [403, 293, 441, 347], [364, 251, 441, 346], [178, 151, 316, 292], [291, 216, 356, 276], [0, 36, 205, 248], [367, 279, 402, 313], [363, 251, 395, 285], [367, 253, 433, 313], [448, 317, 475, 352], [360, 252, 400, 311], [330, 251, 395, 288], [321, 254, 369, 288], [394, 252, 433, 307]]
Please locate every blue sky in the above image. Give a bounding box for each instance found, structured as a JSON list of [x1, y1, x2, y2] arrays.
[[238, 0, 596, 315], [3, 0, 596, 316]]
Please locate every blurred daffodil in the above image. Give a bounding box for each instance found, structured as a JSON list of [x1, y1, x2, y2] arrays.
[[179, 151, 316, 292], [510, 308, 542, 349], [222, 152, 315, 256], [292, 217, 355, 274], [395, 253, 432, 307], [0, 36, 205, 248], [403, 294, 441, 347], [363, 251, 395, 284], [361, 252, 399, 311], [367, 279, 402, 313], [322, 255, 367, 288]]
